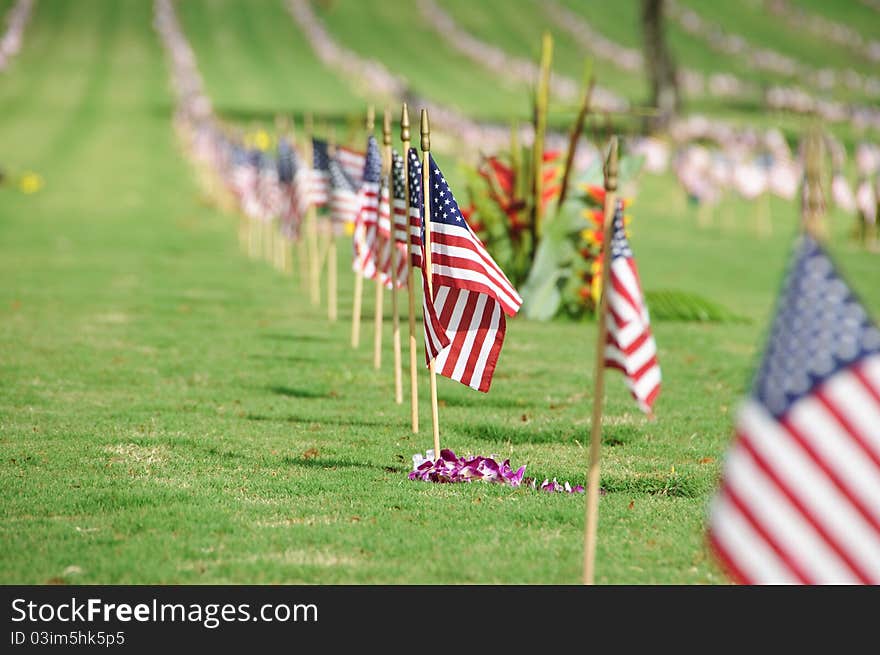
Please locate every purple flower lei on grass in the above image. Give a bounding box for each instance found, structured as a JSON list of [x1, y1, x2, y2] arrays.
[[409, 449, 584, 494]]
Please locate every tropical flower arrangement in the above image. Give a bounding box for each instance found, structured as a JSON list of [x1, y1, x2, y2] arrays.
[[514, 154, 643, 321]]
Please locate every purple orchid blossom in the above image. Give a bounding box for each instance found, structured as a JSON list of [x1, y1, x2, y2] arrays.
[[408, 450, 578, 493]]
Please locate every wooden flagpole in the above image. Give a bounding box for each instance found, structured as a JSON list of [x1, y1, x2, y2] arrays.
[[351, 107, 373, 349], [802, 128, 826, 242], [421, 109, 441, 456], [583, 135, 618, 586], [402, 103, 419, 432], [304, 114, 321, 306], [373, 111, 388, 371], [327, 127, 339, 322], [290, 116, 308, 291], [385, 109, 403, 404]]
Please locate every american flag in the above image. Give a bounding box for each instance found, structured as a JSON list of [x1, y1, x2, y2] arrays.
[[278, 144, 310, 240], [406, 147, 424, 268], [375, 178, 394, 287], [420, 154, 522, 392], [708, 235, 880, 584], [382, 150, 410, 288], [277, 136, 294, 184], [352, 135, 381, 280], [338, 145, 365, 187], [603, 201, 661, 414], [310, 138, 330, 207], [328, 153, 360, 227]]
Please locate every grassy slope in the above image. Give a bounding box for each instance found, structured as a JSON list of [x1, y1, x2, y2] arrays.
[[677, 0, 879, 82], [311, 0, 533, 122], [436, 0, 648, 102], [176, 0, 365, 123], [792, 0, 880, 43], [1, 0, 878, 585]]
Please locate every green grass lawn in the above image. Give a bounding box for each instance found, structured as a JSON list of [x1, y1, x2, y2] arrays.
[[1, 0, 878, 584]]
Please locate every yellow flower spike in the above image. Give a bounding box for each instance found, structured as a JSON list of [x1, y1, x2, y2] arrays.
[[343, 222, 355, 237], [19, 172, 44, 194]]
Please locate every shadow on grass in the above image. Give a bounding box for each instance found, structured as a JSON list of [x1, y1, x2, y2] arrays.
[[260, 332, 333, 343], [441, 395, 533, 410], [600, 472, 708, 498], [460, 421, 577, 445], [245, 413, 388, 428], [248, 354, 317, 364], [267, 385, 332, 399], [281, 456, 405, 474], [460, 421, 644, 446]]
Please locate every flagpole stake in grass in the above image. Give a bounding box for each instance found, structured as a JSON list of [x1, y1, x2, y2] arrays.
[[383, 107, 402, 401], [305, 113, 321, 307], [351, 107, 374, 349], [383, 108, 400, 403], [402, 103, 419, 432], [327, 127, 339, 322], [372, 109, 389, 371], [421, 109, 441, 457], [802, 127, 826, 242], [583, 135, 618, 585]]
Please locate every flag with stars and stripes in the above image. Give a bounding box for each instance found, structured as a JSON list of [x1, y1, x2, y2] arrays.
[[277, 142, 310, 241], [420, 154, 522, 393], [328, 152, 360, 228], [310, 138, 330, 207], [338, 146, 365, 187], [708, 235, 880, 584], [603, 201, 661, 413], [406, 148, 424, 268], [382, 150, 411, 288], [352, 135, 381, 280]]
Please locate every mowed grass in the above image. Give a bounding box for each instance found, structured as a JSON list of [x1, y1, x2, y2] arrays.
[[1, 0, 879, 585]]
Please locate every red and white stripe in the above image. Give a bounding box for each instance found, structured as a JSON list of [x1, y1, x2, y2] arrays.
[[352, 180, 379, 280], [330, 184, 360, 227], [421, 224, 522, 393], [338, 146, 365, 187], [604, 255, 661, 414], [309, 168, 329, 207], [709, 355, 880, 584]]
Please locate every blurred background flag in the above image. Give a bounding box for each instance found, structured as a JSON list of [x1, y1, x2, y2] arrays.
[[337, 145, 365, 188], [708, 235, 880, 584], [420, 155, 522, 393], [310, 137, 330, 207], [328, 153, 360, 227], [352, 134, 381, 280], [603, 201, 661, 414]]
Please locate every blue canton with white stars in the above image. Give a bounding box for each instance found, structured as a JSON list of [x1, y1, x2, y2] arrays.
[[429, 154, 470, 232], [363, 136, 381, 185], [277, 137, 294, 184], [754, 235, 880, 417], [407, 148, 422, 213], [312, 138, 330, 172], [391, 151, 406, 201], [608, 201, 632, 260], [329, 156, 355, 192]]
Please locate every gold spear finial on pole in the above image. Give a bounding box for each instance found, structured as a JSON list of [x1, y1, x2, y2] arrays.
[[421, 108, 430, 153], [366, 105, 375, 132], [401, 103, 410, 143]]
